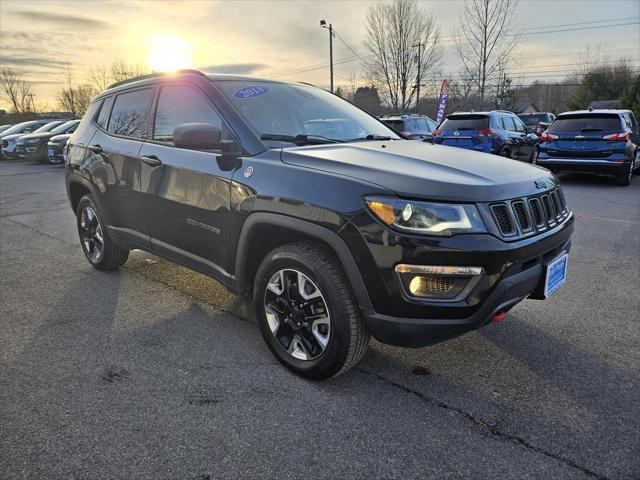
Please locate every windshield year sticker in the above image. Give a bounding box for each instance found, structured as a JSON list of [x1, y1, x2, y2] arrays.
[[233, 86, 269, 99]]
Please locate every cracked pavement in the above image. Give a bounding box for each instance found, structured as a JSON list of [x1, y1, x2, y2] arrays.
[[1, 160, 639, 479]]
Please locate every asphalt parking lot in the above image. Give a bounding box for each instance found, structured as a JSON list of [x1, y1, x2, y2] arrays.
[[1, 159, 638, 480]]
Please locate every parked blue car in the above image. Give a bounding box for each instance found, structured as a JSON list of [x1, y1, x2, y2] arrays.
[[432, 110, 538, 162], [536, 109, 639, 186]]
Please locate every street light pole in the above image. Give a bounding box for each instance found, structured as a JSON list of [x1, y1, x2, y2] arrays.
[[320, 19, 334, 93], [413, 42, 423, 113]]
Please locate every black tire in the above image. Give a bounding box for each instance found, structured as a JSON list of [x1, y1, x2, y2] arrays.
[[76, 194, 129, 270], [614, 164, 632, 186], [254, 242, 369, 380], [499, 147, 512, 159]]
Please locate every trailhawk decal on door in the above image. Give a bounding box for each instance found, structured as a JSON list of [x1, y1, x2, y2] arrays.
[[186, 218, 220, 235]]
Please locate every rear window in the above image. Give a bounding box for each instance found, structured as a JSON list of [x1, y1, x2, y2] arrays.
[[440, 115, 489, 130], [519, 114, 549, 125], [382, 120, 404, 130], [550, 114, 622, 133]]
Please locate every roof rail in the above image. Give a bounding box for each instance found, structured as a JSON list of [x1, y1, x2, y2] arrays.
[[107, 69, 206, 90]]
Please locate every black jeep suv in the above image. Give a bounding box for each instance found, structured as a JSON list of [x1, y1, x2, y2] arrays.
[[65, 70, 574, 379]]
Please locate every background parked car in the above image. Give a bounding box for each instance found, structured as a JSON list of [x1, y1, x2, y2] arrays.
[[46, 133, 73, 164], [432, 110, 538, 162], [536, 109, 639, 186], [1, 119, 65, 160], [518, 112, 556, 135], [379, 114, 438, 141], [0, 124, 13, 134], [16, 119, 79, 163]]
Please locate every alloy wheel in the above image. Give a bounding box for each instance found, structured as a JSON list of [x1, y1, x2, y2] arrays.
[[79, 207, 104, 261], [263, 269, 330, 361]]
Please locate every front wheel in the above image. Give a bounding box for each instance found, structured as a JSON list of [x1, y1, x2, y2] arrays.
[[76, 195, 129, 270], [254, 243, 369, 380]]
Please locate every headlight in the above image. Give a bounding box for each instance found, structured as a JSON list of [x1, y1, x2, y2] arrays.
[[365, 196, 486, 235], [24, 138, 40, 144]]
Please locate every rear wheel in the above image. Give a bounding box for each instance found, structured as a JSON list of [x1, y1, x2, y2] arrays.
[[614, 164, 633, 186], [499, 147, 512, 159], [254, 243, 369, 380], [76, 195, 129, 270]]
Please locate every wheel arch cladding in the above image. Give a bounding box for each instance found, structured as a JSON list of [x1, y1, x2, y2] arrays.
[[235, 212, 373, 311]]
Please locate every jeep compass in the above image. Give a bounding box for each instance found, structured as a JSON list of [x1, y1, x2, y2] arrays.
[[65, 70, 574, 379]]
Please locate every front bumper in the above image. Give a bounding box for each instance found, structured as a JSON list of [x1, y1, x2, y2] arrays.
[[16, 143, 45, 161], [346, 211, 574, 347], [47, 143, 65, 162], [1, 145, 19, 159], [361, 240, 570, 347]]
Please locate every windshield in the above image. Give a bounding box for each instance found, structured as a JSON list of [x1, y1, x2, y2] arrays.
[[550, 114, 622, 133], [215, 81, 400, 144], [51, 120, 78, 134], [34, 121, 63, 133], [439, 115, 489, 130]]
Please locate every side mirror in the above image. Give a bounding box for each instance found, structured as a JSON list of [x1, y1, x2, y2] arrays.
[[173, 123, 222, 150]]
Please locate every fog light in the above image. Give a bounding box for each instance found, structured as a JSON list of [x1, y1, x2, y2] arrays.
[[396, 264, 484, 300], [409, 275, 457, 296]]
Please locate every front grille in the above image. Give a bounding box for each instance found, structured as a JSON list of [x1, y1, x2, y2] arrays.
[[512, 201, 531, 231], [487, 186, 571, 239], [541, 195, 555, 224], [550, 191, 563, 219], [491, 205, 515, 235], [529, 198, 544, 227]]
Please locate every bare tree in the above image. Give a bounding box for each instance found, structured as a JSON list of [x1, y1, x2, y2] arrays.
[[0, 68, 37, 113], [365, 0, 442, 111], [56, 67, 95, 118], [454, 0, 520, 103], [87, 59, 148, 92], [109, 59, 148, 83]]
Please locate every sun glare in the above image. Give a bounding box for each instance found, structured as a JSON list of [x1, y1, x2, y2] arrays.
[[146, 34, 193, 72]]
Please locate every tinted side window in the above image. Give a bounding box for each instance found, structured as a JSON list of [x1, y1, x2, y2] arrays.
[[153, 85, 224, 143], [512, 116, 526, 132], [501, 116, 516, 131], [96, 96, 114, 129], [108, 89, 153, 138]]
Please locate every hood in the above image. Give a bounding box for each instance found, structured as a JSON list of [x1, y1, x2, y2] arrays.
[[281, 140, 556, 202], [1, 133, 24, 142], [17, 132, 54, 142], [49, 133, 72, 143]]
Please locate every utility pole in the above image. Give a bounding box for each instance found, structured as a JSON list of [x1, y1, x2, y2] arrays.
[[320, 19, 334, 93], [413, 42, 423, 113]]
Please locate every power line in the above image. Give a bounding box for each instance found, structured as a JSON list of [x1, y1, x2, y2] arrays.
[[270, 17, 640, 79]]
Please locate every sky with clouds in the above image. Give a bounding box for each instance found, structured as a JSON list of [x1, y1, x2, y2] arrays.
[[0, 0, 638, 111]]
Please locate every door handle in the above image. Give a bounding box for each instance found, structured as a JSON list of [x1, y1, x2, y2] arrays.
[[140, 155, 162, 167], [88, 144, 103, 154]]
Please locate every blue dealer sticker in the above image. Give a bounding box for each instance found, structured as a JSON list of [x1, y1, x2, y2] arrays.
[[233, 86, 269, 99]]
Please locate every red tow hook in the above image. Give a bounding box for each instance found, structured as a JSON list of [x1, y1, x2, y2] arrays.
[[490, 311, 506, 324]]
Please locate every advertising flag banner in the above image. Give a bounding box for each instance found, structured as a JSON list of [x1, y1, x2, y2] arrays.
[[436, 80, 449, 123]]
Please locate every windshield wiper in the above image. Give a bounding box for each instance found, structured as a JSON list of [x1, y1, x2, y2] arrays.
[[346, 134, 396, 142], [260, 133, 339, 145], [580, 128, 603, 132]]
